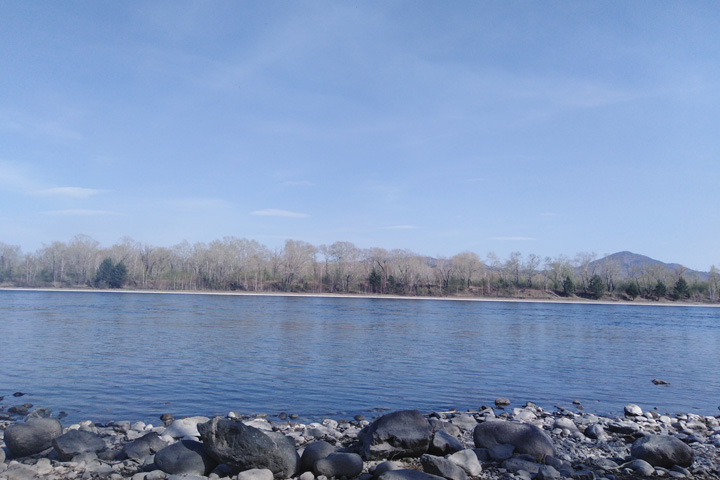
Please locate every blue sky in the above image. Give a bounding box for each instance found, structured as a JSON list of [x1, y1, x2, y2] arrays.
[[1, 1, 719, 270]]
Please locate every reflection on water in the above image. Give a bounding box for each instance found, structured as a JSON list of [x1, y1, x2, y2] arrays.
[[1, 290, 718, 424]]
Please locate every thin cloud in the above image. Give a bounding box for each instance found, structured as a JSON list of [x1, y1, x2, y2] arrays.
[[39, 187, 105, 199], [251, 209, 309, 218], [43, 209, 119, 216], [382, 225, 417, 230], [490, 236, 536, 241]]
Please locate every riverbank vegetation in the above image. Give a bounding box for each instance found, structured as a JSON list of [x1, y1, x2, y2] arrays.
[[1, 234, 718, 303]]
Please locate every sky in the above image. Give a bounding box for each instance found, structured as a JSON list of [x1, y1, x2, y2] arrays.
[[1, 1, 719, 270]]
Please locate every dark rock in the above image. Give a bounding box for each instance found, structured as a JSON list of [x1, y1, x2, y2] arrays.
[[428, 430, 463, 455], [379, 469, 445, 480], [583, 424, 606, 440], [211, 463, 234, 477], [300, 440, 336, 472], [495, 398, 511, 407], [197, 416, 299, 478], [155, 440, 215, 476], [278, 412, 287, 420], [373, 461, 404, 477], [52, 430, 106, 461], [653, 379, 670, 385], [13, 392, 25, 397], [473, 420, 554, 461], [487, 443, 514, 460], [420, 454, 467, 480], [4, 418, 62, 457], [631, 434, 694, 468], [355, 414, 366, 422], [122, 431, 169, 460], [314, 452, 363, 478], [8, 405, 30, 415], [537, 465, 561, 480], [358, 410, 433, 460], [502, 457, 541, 474], [606, 421, 641, 435]]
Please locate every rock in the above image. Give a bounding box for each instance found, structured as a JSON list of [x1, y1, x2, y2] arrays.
[[164, 417, 210, 439], [0, 447, 5, 463], [607, 420, 641, 435], [7, 405, 30, 415], [630, 435, 694, 468], [487, 443, 514, 460], [473, 420, 554, 461], [161, 413, 175, 426], [447, 449, 482, 476], [52, 429, 106, 461], [536, 465, 561, 480], [26, 407, 52, 419], [379, 469, 445, 480], [625, 404, 643, 417], [237, 468, 275, 480], [653, 379, 670, 385], [13, 392, 25, 397], [623, 458, 655, 476], [358, 410, 433, 460], [198, 416, 299, 477], [373, 461, 404, 478], [420, 455, 467, 480], [583, 424, 606, 440], [502, 457, 542, 474], [314, 452, 363, 478], [4, 418, 63, 457], [428, 430, 463, 456], [300, 441, 336, 472], [449, 414, 477, 432], [355, 414, 366, 422], [155, 440, 215, 475], [495, 398, 511, 407], [300, 471, 315, 480], [122, 431, 169, 460]]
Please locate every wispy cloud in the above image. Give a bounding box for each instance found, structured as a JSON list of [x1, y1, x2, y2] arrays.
[[382, 225, 417, 230], [38, 187, 106, 199], [43, 209, 119, 216], [489, 236, 536, 241], [251, 209, 309, 218]]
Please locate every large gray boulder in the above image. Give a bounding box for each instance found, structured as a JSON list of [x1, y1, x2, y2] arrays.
[[473, 420, 554, 462], [630, 435, 694, 468], [197, 417, 299, 478], [300, 440, 336, 472], [122, 431, 169, 460], [420, 455, 467, 480], [358, 410, 433, 460], [314, 452, 363, 478], [4, 418, 63, 457], [52, 430, 106, 461], [429, 430, 464, 456], [155, 440, 215, 476]]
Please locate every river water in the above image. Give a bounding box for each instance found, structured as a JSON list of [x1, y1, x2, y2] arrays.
[[1, 290, 718, 424]]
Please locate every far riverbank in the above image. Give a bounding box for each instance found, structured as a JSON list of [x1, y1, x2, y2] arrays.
[[2, 287, 718, 308]]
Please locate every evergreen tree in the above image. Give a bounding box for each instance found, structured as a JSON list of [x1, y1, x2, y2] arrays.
[[653, 280, 667, 300], [109, 261, 128, 288], [588, 274, 605, 299], [562, 275, 575, 296], [625, 282, 639, 300], [95, 258, 115, 288], [673, 277, 690, 300], [368, 268, 381, 293]]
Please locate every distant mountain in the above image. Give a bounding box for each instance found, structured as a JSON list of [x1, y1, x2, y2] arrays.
[[589, 251, 709, 281]]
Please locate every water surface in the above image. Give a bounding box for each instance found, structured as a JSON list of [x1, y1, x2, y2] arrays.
[[1, 290, 718, 424]]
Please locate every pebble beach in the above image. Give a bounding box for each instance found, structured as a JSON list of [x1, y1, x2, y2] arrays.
[[1, 398, 719, 480]]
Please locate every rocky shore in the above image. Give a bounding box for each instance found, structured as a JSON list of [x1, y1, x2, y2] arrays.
[[1, 400, 719, 480]]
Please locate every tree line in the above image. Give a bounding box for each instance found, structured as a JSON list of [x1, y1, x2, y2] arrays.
[[0, 234, 718, 303]]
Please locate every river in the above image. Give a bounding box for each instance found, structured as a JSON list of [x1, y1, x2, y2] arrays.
[[1, 290, 718, 424]]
